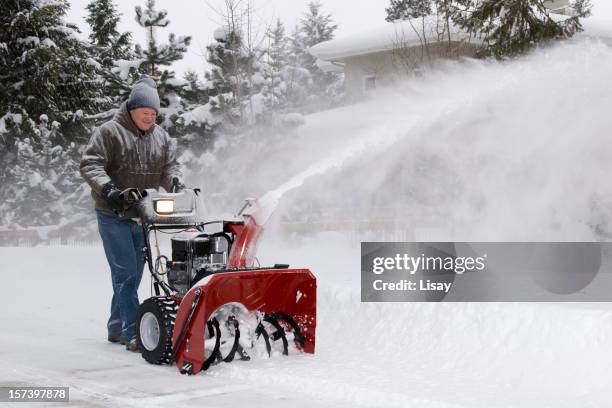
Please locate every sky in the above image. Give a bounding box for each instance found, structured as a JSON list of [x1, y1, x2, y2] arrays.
[[65, 0, 387, 77]]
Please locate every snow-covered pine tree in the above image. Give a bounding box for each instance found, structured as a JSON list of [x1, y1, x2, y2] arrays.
[[0, 115, 83, 228], [386, 0, 433, 20], [290, 2, 343, 112], [86, 0, 132, 68], [299, 2, 338, 53], [182, 71, 209, 106], [285, 25, 313, 112], [205, 26, 238, 123], [0, 0, 112, 229], [135, 0, 170, 76], [173, 70, 220, 152], [133, 0, 192, 132], [452, 0, 592, 58], [0, 0, 111, 140], [262, 19, 291, 115], [204, 26, 243, 126], [0, 118, 30, 226], [204, 1, 268, 127], [85, 0, 134, 106]]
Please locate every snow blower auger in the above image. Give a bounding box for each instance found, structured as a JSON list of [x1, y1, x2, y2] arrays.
[[125, 186, 316, 375]]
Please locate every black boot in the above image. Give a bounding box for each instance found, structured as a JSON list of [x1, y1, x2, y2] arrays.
[[125, 338, 139, 352], [107, 334, 124, 344]]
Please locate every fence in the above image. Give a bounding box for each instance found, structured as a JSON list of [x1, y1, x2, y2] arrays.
[[0, 218, 421, 247], [0, 227, 100, 247]]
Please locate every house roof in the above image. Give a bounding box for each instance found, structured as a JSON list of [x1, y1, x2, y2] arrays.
[[309, 17, 475, 62], [310, 15, 612, 62]]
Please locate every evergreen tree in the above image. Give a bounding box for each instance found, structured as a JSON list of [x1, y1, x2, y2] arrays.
[[182, 70, 209, 106], [205, 25, 244, 124], [85, 0, 132, 67], [0, 0, 119, 229], [0, 115, 84, 227], [299, 2, 338, 48], [296, 2, 338, 75], [386, 0, 433, 20], [133, 0, 192, 131], [173, 70, 220, 152], [452, 0, 592, 58], [85, 0, 134, 106], [285, 25, 313, 112], [0, 0, 111, 135], [290, 2, 343, 112], [262, 19, 291, 113], [204, 16, 267, 126]]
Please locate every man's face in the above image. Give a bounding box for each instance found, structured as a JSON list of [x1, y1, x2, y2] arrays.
[[130, 107, 157, 131]]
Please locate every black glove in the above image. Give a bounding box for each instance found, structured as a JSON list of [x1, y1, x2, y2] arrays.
[[101, 182, 126, 211], [171, 177, 186, 193]]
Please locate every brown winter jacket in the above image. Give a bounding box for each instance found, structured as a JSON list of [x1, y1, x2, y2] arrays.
[[79, 102, 182, 213]]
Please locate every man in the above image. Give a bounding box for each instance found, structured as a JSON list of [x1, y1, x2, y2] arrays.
[[80, 75, 182, 352]]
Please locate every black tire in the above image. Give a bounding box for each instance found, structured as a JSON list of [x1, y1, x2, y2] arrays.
[[136, 296, 178, 365]]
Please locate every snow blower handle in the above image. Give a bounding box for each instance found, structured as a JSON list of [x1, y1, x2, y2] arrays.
[[236, 198, 257, 217], [171, 177, 187, 193], [119, 188, 143, 204], [110, 188, 142, 219]]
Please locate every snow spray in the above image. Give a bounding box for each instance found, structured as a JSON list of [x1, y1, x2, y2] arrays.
[[199, 40, 612, 242]]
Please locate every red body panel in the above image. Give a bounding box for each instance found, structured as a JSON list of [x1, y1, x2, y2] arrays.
[[171, 204, 316, 375], [226, 215, 261, 269], [173, 268, 317, 375]]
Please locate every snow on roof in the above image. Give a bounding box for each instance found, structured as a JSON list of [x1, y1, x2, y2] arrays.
[[316, 58, 344, 73], [311, 15, 612, 62], [309, 17, 474, 62]]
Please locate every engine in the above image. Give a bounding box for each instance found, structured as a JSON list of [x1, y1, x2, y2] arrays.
[[167, 231, 230, 296]]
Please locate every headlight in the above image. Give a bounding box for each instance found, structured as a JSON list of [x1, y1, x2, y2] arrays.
[[155, 199, 175, 214]]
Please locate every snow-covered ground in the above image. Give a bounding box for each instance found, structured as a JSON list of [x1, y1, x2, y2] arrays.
[[3, 38, 612, 407], [3, 241, 612, 407]]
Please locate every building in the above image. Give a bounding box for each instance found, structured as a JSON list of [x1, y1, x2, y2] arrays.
[[543, 0, 571, 14], [310, 16, 480, 101], [309, 0, 608, 101]]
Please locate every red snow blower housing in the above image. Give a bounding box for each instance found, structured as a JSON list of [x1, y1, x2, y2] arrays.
[[124, 187, 316, 375]]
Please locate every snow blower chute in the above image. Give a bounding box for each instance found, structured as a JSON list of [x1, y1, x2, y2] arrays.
[[124, 187, 316, 375]]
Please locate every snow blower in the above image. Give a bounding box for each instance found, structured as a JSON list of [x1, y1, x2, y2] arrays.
[[122, 186, 316, 375]]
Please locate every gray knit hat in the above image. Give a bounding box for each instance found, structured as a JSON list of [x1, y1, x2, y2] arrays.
[[127, 75, 160, 114]]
